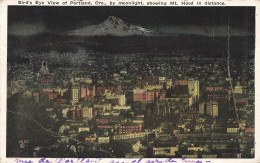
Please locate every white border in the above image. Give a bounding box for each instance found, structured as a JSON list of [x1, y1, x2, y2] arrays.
[[0, 0, 259, 163]]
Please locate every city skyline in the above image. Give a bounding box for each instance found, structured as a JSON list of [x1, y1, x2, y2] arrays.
[[6, 6, 255, 158]]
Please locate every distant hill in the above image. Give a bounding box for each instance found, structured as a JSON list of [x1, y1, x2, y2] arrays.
[[8, 31, 255, 58]]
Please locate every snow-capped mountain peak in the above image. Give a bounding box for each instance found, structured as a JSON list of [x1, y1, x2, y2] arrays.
[[67, 16, 158, 36], [104, 16, 125, 25]]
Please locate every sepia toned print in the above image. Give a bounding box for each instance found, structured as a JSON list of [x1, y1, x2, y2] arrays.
[[7, 6, 255, 158]]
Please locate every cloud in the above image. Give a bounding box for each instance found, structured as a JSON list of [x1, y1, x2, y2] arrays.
[[8, 23, 48, 36], [155, 25, 253, 37]]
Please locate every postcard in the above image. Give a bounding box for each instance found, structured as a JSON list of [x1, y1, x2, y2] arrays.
[[0, 0, 259, 163]]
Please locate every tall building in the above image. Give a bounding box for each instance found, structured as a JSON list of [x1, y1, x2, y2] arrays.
[[87, 85, 96, 97], [80, 85, 95, 99], [199, 102, 206, 115], [80, 85, 87, 99], [206, 101, 218, 117], [71, 84, 80, 105], [188, 78, 199, 103]]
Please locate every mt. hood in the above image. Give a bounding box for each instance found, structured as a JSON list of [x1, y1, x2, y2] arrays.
[[67, 16, 158, 36]]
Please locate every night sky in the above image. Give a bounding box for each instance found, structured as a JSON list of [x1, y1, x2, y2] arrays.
[[8, 6, 255, 36]]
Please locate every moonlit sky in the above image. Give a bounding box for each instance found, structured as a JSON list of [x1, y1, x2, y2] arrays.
[[8, 6, 255, 36]]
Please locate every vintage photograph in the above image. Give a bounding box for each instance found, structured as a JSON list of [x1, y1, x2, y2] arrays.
[[7, 6, 255, 158]]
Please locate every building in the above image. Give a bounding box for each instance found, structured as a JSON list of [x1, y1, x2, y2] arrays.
[[206, 101, 218, 117], [133, 89, 150, 102], [37, 61, 54, 84], [93, 103, 112, 111], [133, 89, 165, 102], [207, 93, 228, 102], [188, 78, 199, 103], [96, 85, 121, 95], [206, 87, 223, 92], [153, 146, 178, 157], [97, 124, 114, 129], [85, 137, 96, 142], [113, 105, 131, 110], [75, 106, 83, 118], [39, 60, 49, 75], [199, 102, 206, 115], [71, 84, 80, 105], [118, 123, 142, 134], [227, 126, 239, 133], [105, 93, 126, 106], [159, 77, 172, 89], [74, 77, 92, 84], [143, 84, 163, 91], [187, 147, 204, 152], [179, 113, 199, 120], [83, 107, 93, 119], [42, 88, 62, 99], [155, 91, 166, 100], [87, 85, 96, 97], [145, 91, 155, 101], [113, 131, 151, 140], [81, 85, 96, 102], [67, 106, 83, 119], [163, 96, 193, 107], [141, 75, 159, 84], [133, 119, 144, 124], [97, 136, 110, 144], [80, 85, 87, 99], [96, 117, 109, 125], [78, 127, 90, 133], [133, 89, 144, 101], [174, 79, 188, 86], [105, 98, 119, 105]]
